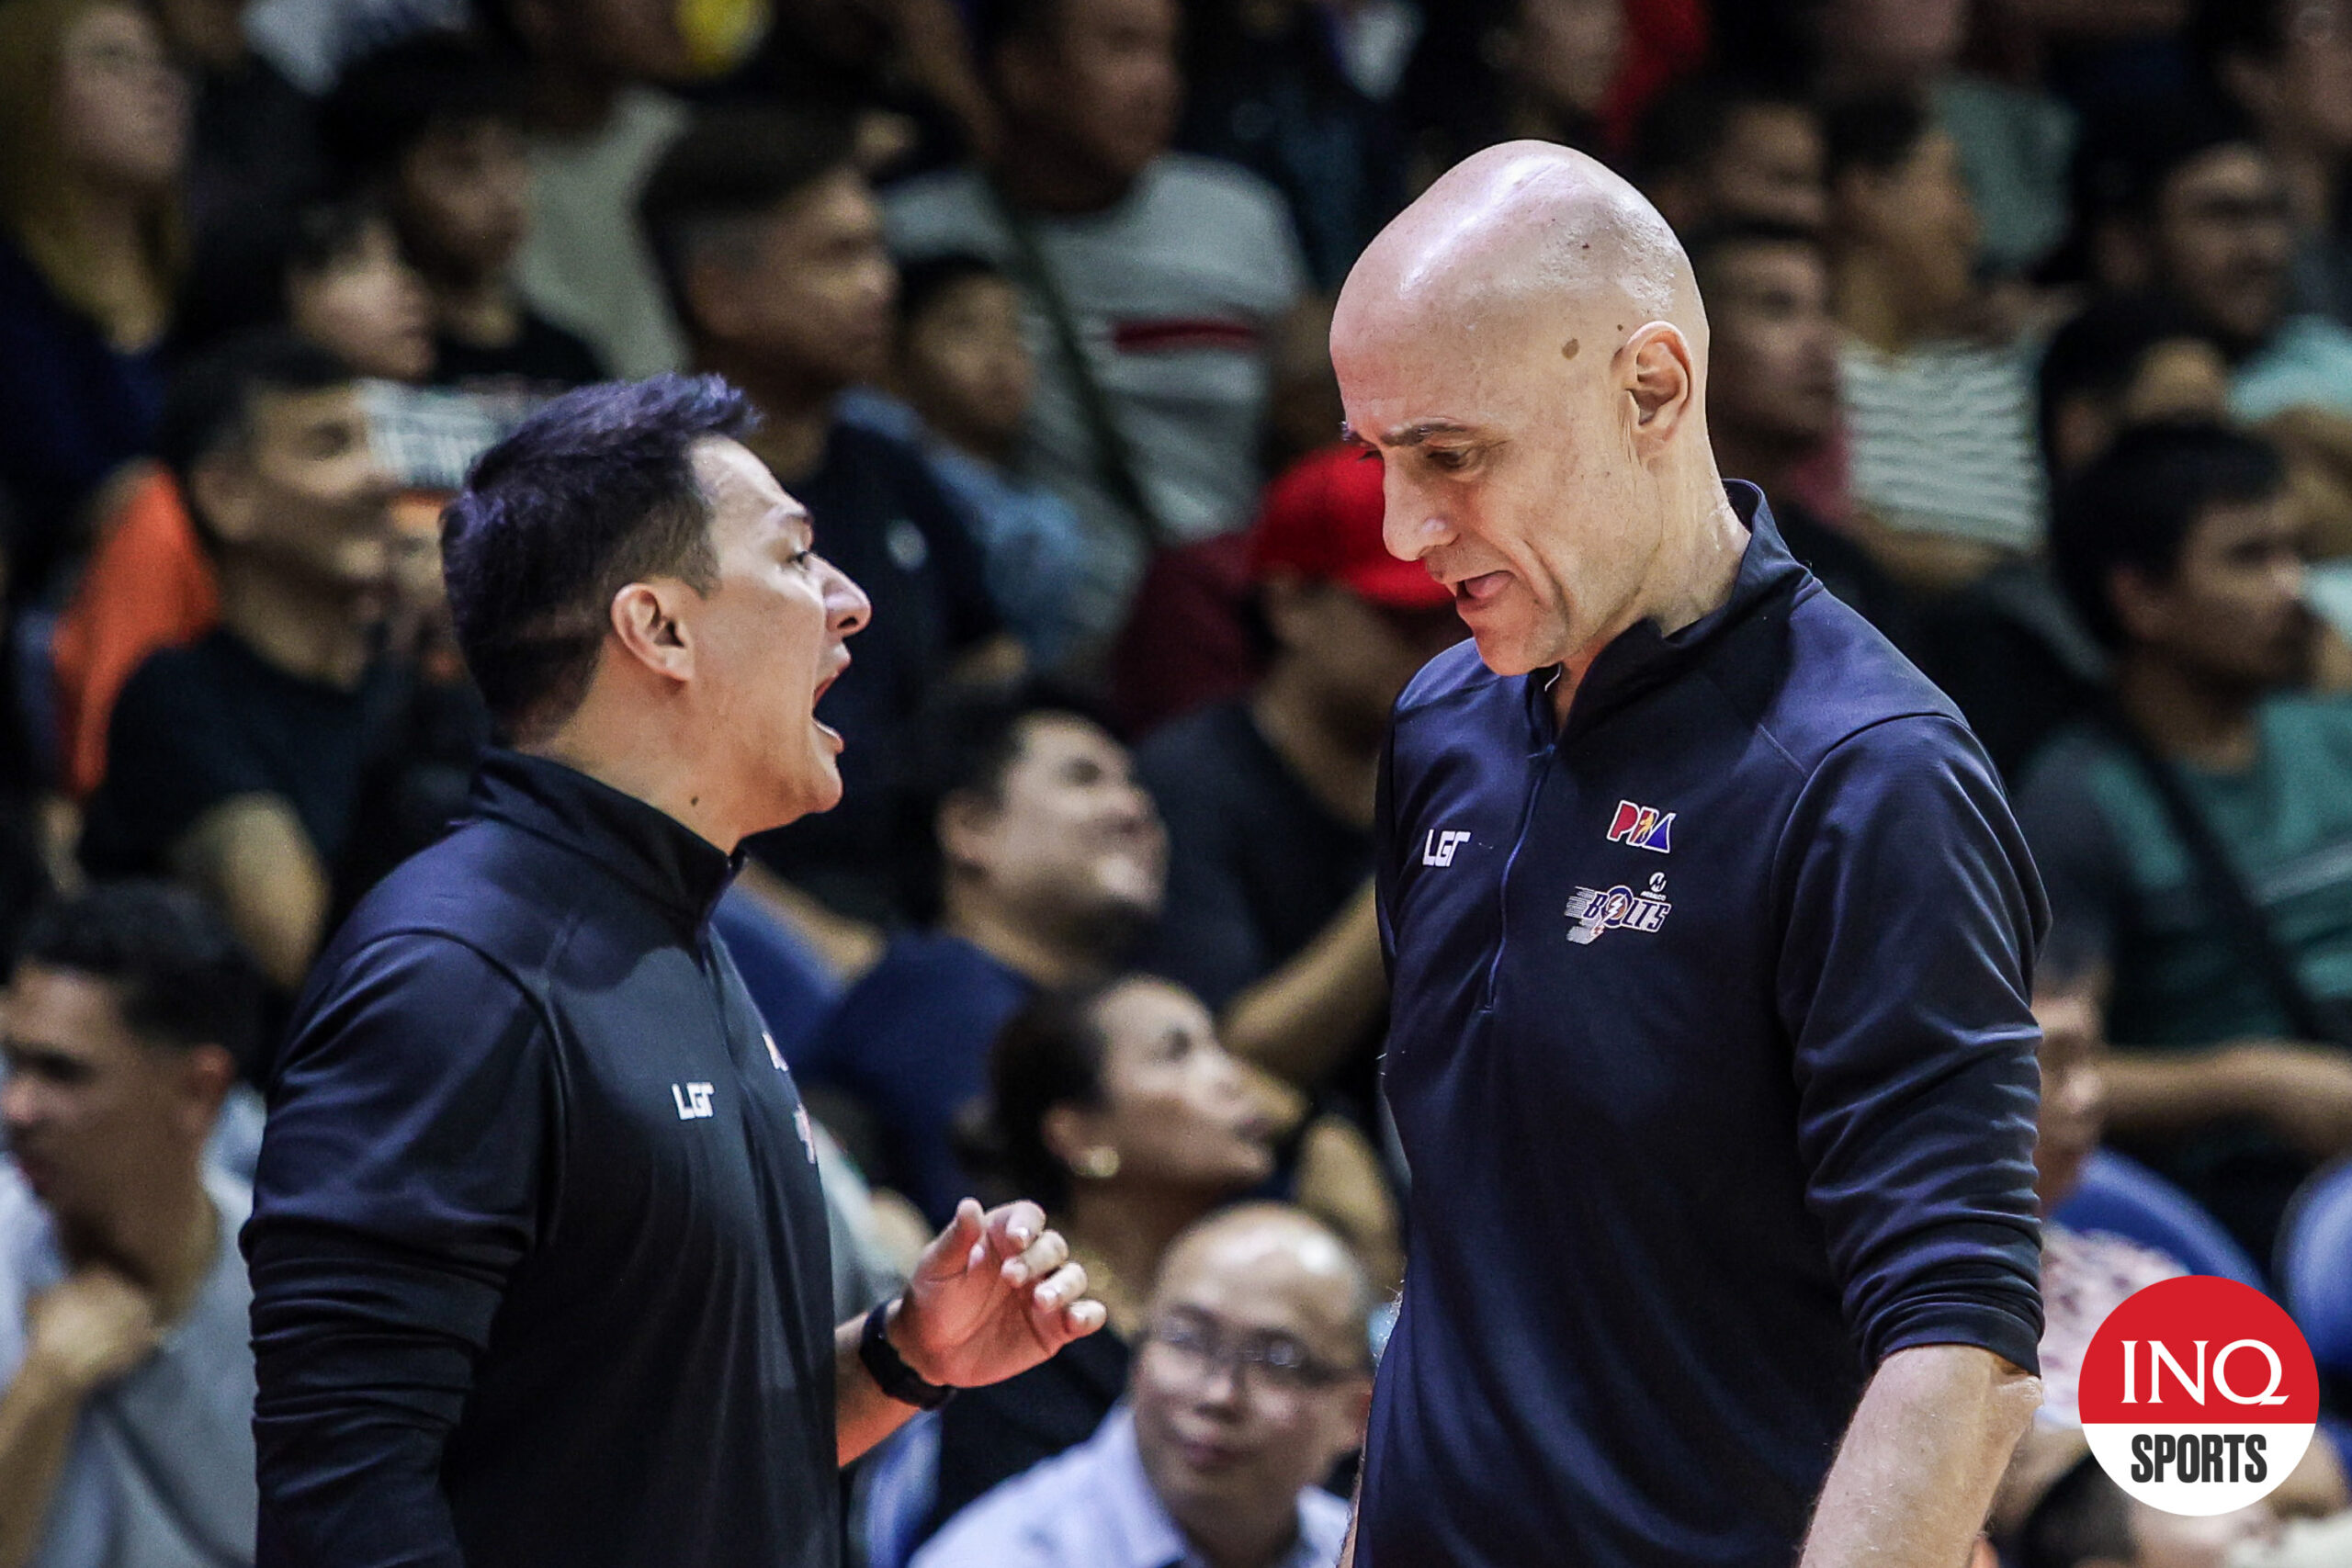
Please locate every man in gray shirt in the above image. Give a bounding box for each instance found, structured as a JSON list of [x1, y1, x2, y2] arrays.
[[884, 0, 1312, 649], [0, 885, 262, 1568]]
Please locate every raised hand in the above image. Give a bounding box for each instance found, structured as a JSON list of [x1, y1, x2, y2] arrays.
[[888, 1199, 1106, 1390], [27, 1266, 160, 1394]]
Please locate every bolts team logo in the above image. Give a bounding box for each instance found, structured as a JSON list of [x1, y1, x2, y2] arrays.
[[2079, 1275, 2318, 1516], [1565, 874, 1672, 944], [1606, 799, 1674, 852]]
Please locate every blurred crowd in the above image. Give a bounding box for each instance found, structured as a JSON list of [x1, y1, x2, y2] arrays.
[[8, 0, 2352, 1565]]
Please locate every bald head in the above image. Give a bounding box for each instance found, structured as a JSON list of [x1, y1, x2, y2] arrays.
[[1150, 1203, 1373, 1348], [1337, 141, 1705, 370], [1329, 141, 1745, 694]]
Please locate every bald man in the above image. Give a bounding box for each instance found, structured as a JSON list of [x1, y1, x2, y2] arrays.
[[1334, 143, 2046, 1568]]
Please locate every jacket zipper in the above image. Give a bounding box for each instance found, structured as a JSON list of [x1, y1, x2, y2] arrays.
[[1482, 739, 1556, 1013]]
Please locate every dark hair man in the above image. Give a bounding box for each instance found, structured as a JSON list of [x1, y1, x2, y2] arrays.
[[325, 31, 606, 392], [1825, 91, 2046, 581], [2019, 422, 2352, 1261], [0, 882, 261, 1568], [886, 0, 1314, 655], [1135, 444, 1460, 1108], [1631, 75, 1827, 237], [915, 1204, 1373, 1568], [796, 679, 1166, 1224], [2037, 296, 2232, 482], [244, 375, 1105, 1568], [641, 105, 1012, 926], [1683, 220, 1913, 645], [1331, 143, 2044, 1568], [77, 333, 399, 993], [2199, 0, 2352, 326]]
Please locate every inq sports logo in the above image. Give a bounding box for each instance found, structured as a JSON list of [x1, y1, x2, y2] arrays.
[[2077, 1275, 2319, 1517]]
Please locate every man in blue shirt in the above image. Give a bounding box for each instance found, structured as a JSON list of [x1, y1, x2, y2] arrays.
[[915, 1204, 1369, 1568], [1330, 143, 2046, 1568]]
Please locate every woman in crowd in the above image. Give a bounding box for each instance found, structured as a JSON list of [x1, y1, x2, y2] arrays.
[[0, 0, 189, 601], [921, 972, 1396, 1541]]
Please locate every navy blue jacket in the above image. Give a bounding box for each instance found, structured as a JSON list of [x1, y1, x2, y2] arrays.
[[244, 752, 840, 1567], [1358, 487, 2044, 1568]]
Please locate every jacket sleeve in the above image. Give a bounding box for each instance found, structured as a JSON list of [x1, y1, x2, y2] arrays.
[[243, 933, 558, 1568], [1772, 714, 2047, 1375]]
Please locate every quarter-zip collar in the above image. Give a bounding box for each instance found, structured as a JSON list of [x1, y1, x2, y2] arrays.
[[1535, 481, 1809, 744], [469, 750, 743, 934]]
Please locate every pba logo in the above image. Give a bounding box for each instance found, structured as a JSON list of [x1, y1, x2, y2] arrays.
[[1606, 799, 1674, 852], [2079, 1275, 2319, 1516]]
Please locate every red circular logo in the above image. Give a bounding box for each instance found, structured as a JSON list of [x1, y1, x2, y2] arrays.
[[2078, 1276, 2319, 1516]]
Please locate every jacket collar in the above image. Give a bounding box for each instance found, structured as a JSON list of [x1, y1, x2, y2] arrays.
[[469, 750, 742, 932], [1536, 480, 1811, 742]]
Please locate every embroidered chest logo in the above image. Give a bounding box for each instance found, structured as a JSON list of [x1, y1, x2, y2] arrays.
[[1566, 872, 1673, 945], [1421, 829, 1472, 866], [672, 1081, 716, 1120], [1606, 799, 1675, 852]]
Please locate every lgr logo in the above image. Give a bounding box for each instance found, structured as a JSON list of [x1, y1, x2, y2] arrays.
[[2079, 1275, 2318, 1517], [1421, 829, 1471, 867], [672, 1082, 716, 1120]]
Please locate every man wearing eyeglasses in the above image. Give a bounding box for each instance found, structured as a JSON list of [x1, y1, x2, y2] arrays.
[[914, 1205, 1374, 1568]]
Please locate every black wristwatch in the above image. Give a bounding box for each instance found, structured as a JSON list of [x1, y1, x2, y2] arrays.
[[861, 1299, 956, 1410]]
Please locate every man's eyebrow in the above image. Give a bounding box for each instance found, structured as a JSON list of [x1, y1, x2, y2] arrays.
[[1343, 419, 1477, 449]]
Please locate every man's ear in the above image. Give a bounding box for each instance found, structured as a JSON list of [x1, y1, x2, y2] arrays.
[[173, 1043, 235, 1141], [187, 450, 258, 547], [1622, 323, 1697, 454], [682, 242, 753, 346], [607, 580, 698, 686], [936, 789, 1001, 881], [2108, 561, 2172, 646]]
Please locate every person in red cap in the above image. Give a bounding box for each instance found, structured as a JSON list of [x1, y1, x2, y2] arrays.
[[1132, 444, 1462, 1118]]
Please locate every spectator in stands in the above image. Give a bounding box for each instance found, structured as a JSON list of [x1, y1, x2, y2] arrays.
[[326, 32, 605, 394], [2202, 0, 2352, 328], [2015, 1453, 2280, 1568], [280, 193, 434, 383], [1811, 0, 2076, 276], [886, 0, 1313, 657], [154, 0, 325, 349], [52, 198, 448, 806], [641, 106, 1012, 926], [855, 252, 1111, 672], [2038, 296, 2233, 483], [76, 333, 398, 993], [2019, 422, 2352, 1262], [1631, 75, 1826, 237], [1393, 0, 1627, 189], [2006, 940, 2352, 1523], [1178, 0, 1408, 289], [0, 0, 189, 600], [2077, 103, 2352, 426], [0, 882, 262, 1568], [915, 1203, 1371, 1568], [1136, 444, 1458, 1113], [484, 0, 735, 379], [1685, 220, 1913, 646], [797, 682, 1166, 1220], [1825, 92, 2047, 586], [923, 985, 1392, 1547]]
